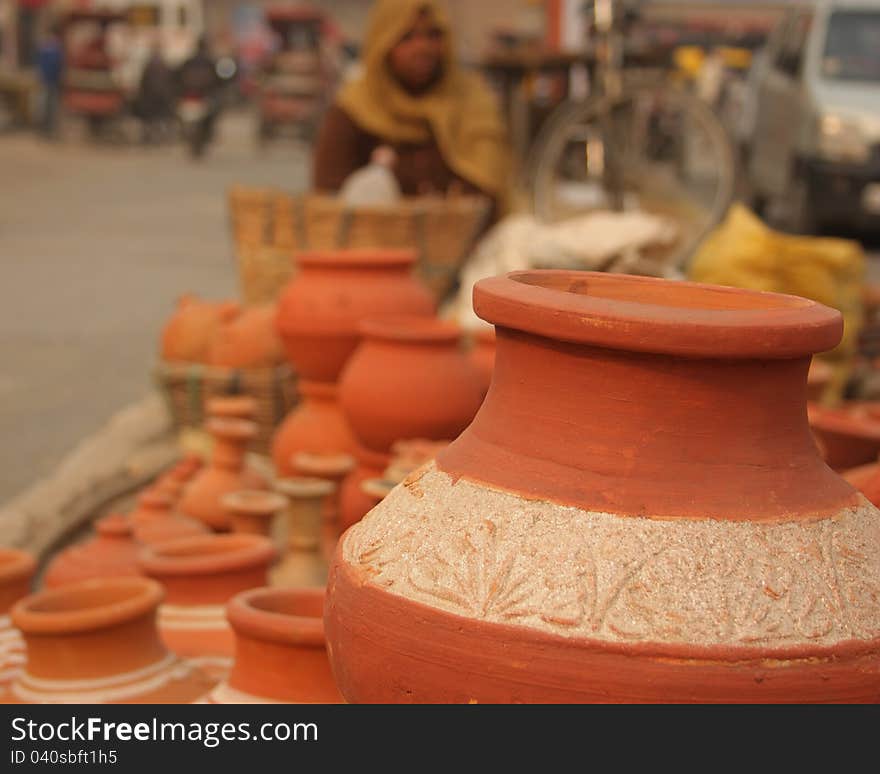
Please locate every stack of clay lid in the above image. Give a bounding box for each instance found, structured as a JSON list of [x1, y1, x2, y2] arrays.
[[0, 549, 35, 701]]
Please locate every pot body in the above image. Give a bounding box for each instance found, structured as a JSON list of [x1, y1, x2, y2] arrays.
[[339, 319, 485, 453], [208, 304, 284, 368], [338, 446, 390, 534], [326, 271, 880, 703], [275, 250, 435, 382], [161, 295, 239, 363], [808, 402, 880, 471]]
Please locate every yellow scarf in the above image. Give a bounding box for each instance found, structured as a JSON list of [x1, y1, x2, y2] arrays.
[[337, 0, 510, 198]]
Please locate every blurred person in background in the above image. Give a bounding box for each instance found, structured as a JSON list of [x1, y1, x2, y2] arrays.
[[176, 35, 221, 105], [36, 23, 63, 139], [135, 42, 175, 144], [312, 0, 510, 215]]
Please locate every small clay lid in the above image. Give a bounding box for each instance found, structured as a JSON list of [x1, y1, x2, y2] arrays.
[[95, 513, 133, 538], [137, 489, 174, 510], [206, 396, 258, 420], [139, 534, 276, 578], [293, 452, 355, 478], [206, 417, 258, 441], [475, 271, 843, 359], [275, 477, 336, 500], [358, 316, 460, 344], [227, 587, 325, 648], [296, 248, 417, 269], [222, 490, 288, 517], [0, 549, 36, 587]]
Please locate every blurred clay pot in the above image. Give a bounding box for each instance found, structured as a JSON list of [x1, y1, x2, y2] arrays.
[[808, 401, 880, 471], [275, 249, 435, 382], [208, 304, 284, 368], [129, 490, 208, 547], [339, 316, 485, 453], [338, 445, 391, 535], [9, 578, 214, 703], [468, 326, 496, 395], [204, 587, 341, 704], [222, 490, 287, 537], [807, 358, 833, 402], [160, 294, 240, 363], [271, 381, 357, 477], [272, 477, 335, 588], [204, 396, 270, 490], [43, 514, 142, 588], [0, 549, 36, 699], [326, 270, 880, 703], [139, 534, 276, 679], [178, 418, 265, 531], [291, 454, 355, 563]]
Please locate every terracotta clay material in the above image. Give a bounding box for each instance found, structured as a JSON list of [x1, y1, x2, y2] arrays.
[[222, 490, 287, 537], [139, 534, 276, 677], [208, 304, 284, 369], [339, 316, 485, 453], [807, 359, 833, 402], [275, 249, 436, 382], [178, 418, 265, 531], [292, 453, 355, 562], [271, 381, 358, 477], [326, 270, 880, 703], [338, 445, 391, 534], [205, 587, 341, 704], [272, 478, 335, 588], [161, 295, 240, 363], [43, 514, 143, 588], [0, 550, 36, 697], [129, 490, 208, 547], [204, 397, 270, 490], [808, 402, 880, 471], [9, 578, 214, 703], [467, 326, 496, 395]]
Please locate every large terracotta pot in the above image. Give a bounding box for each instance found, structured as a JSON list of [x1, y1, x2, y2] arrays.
[[129, 490, 208, 547], [208, 304, 284, 368], [275, 249, 436, 382], [203, 587, 341, 703], [9, 578, 214, 703], [178, 418, 265, 531], [808, 402, 880, 471], [272, 478, 335, 588], [43, 514, 142, 588], [139, 534, 276, 679], [161, 295, 240, 363], [338, 445, 390, 534], [0, 549, 35, 699], [339, 317, 485, 453], [467, 326, 496, 395], [222, 490, 287, 537], [326, 270, 880, 703], [271, 381, 358, 477]]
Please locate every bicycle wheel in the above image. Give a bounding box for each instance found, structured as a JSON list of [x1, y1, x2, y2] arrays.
[[526, 84, 737, 273]]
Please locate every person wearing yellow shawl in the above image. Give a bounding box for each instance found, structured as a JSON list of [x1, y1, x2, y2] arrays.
[[312, 0, 510, 214]]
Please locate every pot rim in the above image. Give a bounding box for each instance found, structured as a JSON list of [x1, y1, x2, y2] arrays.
[[205, 417, 258, 441], [475, 271, 843, 359], [295, 248, 417, 270], [206, 396, 258, 419], [808, 402, 880, 442], [138, 534, 276, 578], [221, 490, 288, 517], [11, 577, 163, 635], [275, 476, 337, 499], [95, 513, 133, 538], [137, 490, 174, 510], [0, 548, 36, 586], [359, 316, 460, 344], [227, 586, 325, 647]]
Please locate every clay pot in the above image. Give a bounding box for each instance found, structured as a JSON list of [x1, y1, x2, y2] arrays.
[[129, 490, 208, 547], [222, 490, 287, 537], [171, 454, 204, 482], [161, 294, 240, 363], [339, 445, 391, 534], [807, 358, 833, 402], [204, 396, 270, 490], [339, 316, 485, 453], [292, 453, 355, 560], [808, 402, 880, 471], [272, 478, 335, 588], [208, 304, 284, 368], [204, 587, 342, 703], [178, 418, 265, 530], [43, 514, 142, 588], [275, 249, 436, 382], [468, 326, 496, 395], [271, 381, 358, 477], [326, 270, 880, 703], [0, 549, 36, 699], [9, 578, 214, 703], [139, 534, 276, 679]]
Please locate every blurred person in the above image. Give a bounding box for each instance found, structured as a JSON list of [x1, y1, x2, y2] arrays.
[[176, 35, 221, 103], [135, 43, 175, 144], [312, 0, 510, 214], [36, 24, 63, 139], [175, 36, 222, 157]]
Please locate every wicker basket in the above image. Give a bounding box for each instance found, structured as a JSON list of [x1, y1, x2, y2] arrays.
[[155, 361, 297, 454], [228, 187, 491, 304]]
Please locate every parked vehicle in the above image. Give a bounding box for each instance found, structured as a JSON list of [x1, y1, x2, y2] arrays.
[[745, 0, 880, 232]]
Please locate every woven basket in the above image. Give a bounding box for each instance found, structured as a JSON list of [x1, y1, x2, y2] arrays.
[[155, 361, 297, 454], [228, 187, 491, 304]]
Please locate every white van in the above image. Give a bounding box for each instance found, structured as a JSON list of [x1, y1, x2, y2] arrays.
[[746, 0, 880, 232]]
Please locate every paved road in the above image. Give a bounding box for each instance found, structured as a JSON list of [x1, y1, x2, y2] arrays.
[[0, 111, 309, 501]]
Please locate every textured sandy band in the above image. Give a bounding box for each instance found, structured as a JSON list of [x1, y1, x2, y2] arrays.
[[344, 463, 880, 650]]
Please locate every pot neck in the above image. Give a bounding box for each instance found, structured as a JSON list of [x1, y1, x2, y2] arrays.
[[212, 435, 247, 471], [436, 327, 857, 522]]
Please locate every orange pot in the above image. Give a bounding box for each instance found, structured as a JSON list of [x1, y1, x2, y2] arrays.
[[160, 295, 240, 363], [129, 490, 208, 547], [9, 578, 214, 703], [338, 445, 391, 534], [275, 249, 435, 382], [204, 396, 270, 490], [43, 514, 143, 588], [808, 402, 880, 471], [208, 304, 284, 368], [178, 418, 265, 531], [339, 316, 485, 453], [139, 534, 276, 679], [0, 549, 35, 700], [204, 587, 341, 703]]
